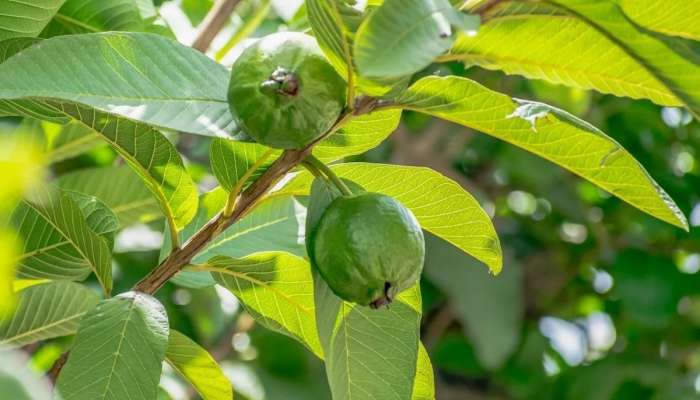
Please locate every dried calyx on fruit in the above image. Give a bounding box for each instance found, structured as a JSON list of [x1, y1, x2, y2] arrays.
[[227, 32, 347, 150]]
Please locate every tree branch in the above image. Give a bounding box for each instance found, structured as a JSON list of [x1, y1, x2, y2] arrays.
[[191, 0, 242, 53], [134, 148, 311, 293]]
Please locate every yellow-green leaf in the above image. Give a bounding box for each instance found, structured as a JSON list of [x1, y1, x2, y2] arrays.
[[166, 330, 233, 400], [395, 75, 687, 229], [449, 1, 681, 107]]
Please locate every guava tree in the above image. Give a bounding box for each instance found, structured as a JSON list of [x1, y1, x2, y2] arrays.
[[0, 0, 696, 399]]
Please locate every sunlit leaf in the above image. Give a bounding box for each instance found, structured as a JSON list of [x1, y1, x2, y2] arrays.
[[0, 281, 99, 347], [204, 252, 322, 357], [166, 330, 233, 400], [395, 75, 688, 229], [0, 32, 234, 137], [56, 292, 169, 400], [450, 1, 680, 107], [620, 0, 700, 41], [281, 162, 502, 273]]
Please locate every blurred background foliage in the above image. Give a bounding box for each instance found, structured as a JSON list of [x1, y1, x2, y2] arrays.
[[2, 1, 700, 399]]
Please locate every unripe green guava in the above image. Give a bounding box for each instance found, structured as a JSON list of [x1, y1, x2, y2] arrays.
[[227, 32, 346, 149], [311, 192, 425, 308]]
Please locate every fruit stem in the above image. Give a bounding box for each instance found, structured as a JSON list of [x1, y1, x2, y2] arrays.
[[303, 154, 353, 196]]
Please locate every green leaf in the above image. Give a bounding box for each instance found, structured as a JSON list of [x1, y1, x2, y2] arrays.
[[449, 1, 679, 107], [452, 0, 700, 116], [56, 291, 169, 400], [282, 162, 502, 273], [412, 344, 435, 400], [165, 330, 233, 400], [46, 121, 103, 163], [424, 234, 522, 369], [41, 102, 198, 233], [204, 252, 322, 357], [548, 0, 700, 119], [0, 38, 39, 63], [354, 0, 459, 78], [619, 0, 700, 41], [314, 109, 402, 161], [11, 187, 113, 293], [0, 32, 234, 137], [210, 139, 278, 193], [306, 0, 353, 78], [64, 191, 120, 248], [0, 0, 65, 40], [43, 0, 150, 37], [0, 281, 99, 348], [191, 196, 307, 262], [211, 110, 401, 193], [315, 271, 423, 400], [395, 75, 688, 229], [57, 165, 162, 227], [161, 191, 304, 287]]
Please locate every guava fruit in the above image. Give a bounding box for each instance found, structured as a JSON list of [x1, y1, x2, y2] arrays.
[[227, 32, 347, 149], [311, 192, 425, 308]]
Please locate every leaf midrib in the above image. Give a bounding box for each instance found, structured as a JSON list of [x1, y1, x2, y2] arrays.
[[0, 310, 87, 346], [100, 298, 138, 400], [23, 200, 108, 292]]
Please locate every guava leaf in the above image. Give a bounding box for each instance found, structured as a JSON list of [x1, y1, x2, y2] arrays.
[[57, 165, 162, 227], [160, 191, 305, 287], [306, 0, 353, 78], [210, 139, 279, 193], [56, 292, 169, 400], [451, 0, 700, 117], [0, 38, 40, 63], [619, 0, 700, 42], [63, 191, 120, 249], [280, 163, 502, 274], [204, 252, 323, 357], [45, 121, 103, 163], [0, 32, 234, 137], [42, 0, 151, 37], [395, 75, 688, 230], [0, 281, 99, 348], [315, 271, 424, 400], [166, 330, 233, 400], [314, 109, 402, 160], [41, 101, 197, 233], [211, 110, 401, 193], [0, 0, 64, 41], [548, 0, 700, 119], [354, 0, 466, 78], [11, 187, 113, 294], [412, 345, 435, 400]]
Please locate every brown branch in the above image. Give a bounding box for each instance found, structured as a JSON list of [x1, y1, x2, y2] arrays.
[[48, 352, 69, 383], [191, 0, 242, 53], [134, 148, 311, 293]]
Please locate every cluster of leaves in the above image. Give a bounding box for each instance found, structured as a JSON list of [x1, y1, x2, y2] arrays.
[[0, 0, 698, 399]]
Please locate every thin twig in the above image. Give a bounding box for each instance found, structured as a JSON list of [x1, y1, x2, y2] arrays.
[[191, 0, 242, 53], [48, 352, 69, 383]]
